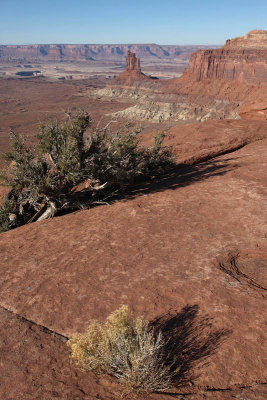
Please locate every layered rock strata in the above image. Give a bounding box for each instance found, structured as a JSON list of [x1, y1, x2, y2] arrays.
[[95, 75, 267, 122], [0, 43, 217, 63], [187, 30, 267, 84], [224, 29, 267, 49], [97, 30, 267, 122], [97, 86, 239, 122]]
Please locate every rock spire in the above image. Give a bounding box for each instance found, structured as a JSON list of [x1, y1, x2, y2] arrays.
[[126, 50, 141, 72]]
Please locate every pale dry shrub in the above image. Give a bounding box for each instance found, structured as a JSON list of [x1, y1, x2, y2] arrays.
[[68, 305, 177, 392]]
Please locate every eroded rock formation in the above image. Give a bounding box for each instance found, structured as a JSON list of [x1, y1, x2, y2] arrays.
[[224, 29, 267, 49], [187, 30, 267, 84], [115, 50, 151, 85], [126, 50, 141, 71]]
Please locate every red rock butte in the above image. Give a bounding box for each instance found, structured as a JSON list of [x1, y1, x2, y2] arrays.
[[187, 29, 267, 84], [116, 50, 151, 85], [126, 50, 141, 72]]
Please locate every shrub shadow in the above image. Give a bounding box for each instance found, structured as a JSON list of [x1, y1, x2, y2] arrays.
[[57, 157, 237, 217], [150, 304, 231, 392], [3, 156, 237, 231], [124, 157, 238, 200]]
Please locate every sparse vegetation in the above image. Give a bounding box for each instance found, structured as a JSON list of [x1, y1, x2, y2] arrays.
[[68, 305, 177, 392], [0, 111, 174, 232], [0, 197, 17, 233]]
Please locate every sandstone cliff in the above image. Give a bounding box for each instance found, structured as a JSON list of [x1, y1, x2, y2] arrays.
[[224, 29, 267, 49], [187, 30, 267, 84]]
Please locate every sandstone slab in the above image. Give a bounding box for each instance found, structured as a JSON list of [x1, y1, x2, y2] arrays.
[[0, 123, 266, 392]]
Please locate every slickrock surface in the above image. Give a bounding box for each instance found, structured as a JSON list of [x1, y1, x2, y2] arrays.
[[238, 101, 267, 120], [0, 308, 266, 400], [0, 120, 266, 399], [150, 119, 267, 164], [187, 30, 267, 84]]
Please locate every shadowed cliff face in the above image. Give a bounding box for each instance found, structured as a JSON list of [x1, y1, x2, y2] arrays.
[[187, 30, 267, 84]]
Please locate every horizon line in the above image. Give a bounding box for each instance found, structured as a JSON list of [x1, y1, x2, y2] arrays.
[[0, 42, 223, 47]]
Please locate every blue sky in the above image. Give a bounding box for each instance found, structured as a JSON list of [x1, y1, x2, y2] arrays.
[[0, 0, 266, 45]]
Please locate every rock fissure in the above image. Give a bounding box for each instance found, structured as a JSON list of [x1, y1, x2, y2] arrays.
[[159, 382, 267, 398], [0, 305, 69, 342], [0, 305, 266, 395], [203, 382, 267, 392], [218, 255, 267, 292], [180, 137, 264, 166]]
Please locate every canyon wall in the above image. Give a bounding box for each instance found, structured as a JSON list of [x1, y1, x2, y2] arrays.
[[0, 43, 217, 63], [187, 30, 267, 84]]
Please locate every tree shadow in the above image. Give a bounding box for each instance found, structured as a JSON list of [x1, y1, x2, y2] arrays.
[[57, 156, 237, 216], [150, 304, 231, 392], [6, 155, 237, 230], [124, 156, 238, 201], [56, 156, 238, 219]]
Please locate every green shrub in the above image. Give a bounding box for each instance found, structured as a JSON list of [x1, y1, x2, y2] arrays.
[[0, 197, 17, 233], [0, 111, 174, 232], [68, 305, 176, 392]]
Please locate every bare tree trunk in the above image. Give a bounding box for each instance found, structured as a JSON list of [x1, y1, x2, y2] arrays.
[[37, 202, 57, 222]]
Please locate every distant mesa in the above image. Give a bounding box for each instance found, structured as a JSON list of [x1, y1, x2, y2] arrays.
[[0, 43, 217, 63], [187, 29, 267, 84]]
